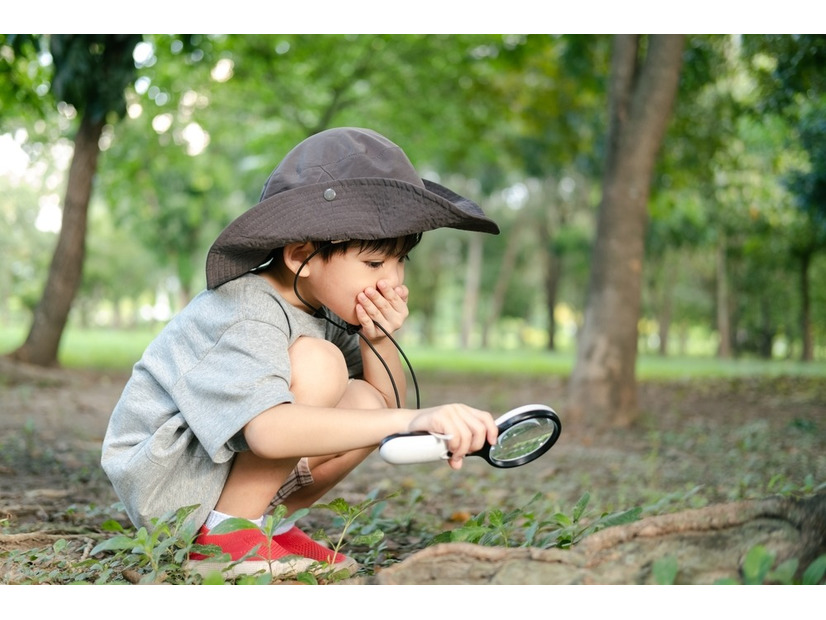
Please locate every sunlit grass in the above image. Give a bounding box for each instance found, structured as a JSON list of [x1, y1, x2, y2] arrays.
[[0, 324, 162, 371], [407, 346, 826, 379], [1, 324, 824, 378]]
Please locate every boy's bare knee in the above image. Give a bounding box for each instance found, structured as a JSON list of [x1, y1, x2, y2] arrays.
[[289, 337, 349, 406], [340, 378, 388, 410]]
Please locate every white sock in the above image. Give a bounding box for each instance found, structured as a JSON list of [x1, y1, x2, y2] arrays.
[[205, 510, 264, 530]]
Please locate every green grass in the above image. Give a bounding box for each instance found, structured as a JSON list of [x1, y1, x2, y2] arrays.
[[405, 346, 826, 379], [2, 324, 825, 378], [0, 324, 162, 371]]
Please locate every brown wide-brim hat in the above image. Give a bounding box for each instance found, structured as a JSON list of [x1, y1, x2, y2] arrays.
[[206, 127, 500, 289]]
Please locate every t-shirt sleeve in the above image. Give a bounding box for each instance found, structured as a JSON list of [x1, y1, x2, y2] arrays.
[[171, 319, 294, 461]]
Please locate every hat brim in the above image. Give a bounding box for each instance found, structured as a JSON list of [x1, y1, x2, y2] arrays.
[[206, 176, 499, 289]]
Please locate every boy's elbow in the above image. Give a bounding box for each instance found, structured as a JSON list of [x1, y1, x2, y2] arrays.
[[243, 411, 279, 459]]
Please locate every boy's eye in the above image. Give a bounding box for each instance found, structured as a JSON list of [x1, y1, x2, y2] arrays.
[[366, 261, 384, 269]]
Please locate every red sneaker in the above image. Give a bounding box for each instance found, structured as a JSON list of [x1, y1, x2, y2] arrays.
[[186, 525, 315, 579], [273, 526, 358, 574]]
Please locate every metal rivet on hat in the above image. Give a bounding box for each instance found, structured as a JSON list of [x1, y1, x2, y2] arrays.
[[323, 188, 336, 201]]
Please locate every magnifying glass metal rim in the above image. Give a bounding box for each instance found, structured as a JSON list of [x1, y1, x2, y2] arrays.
[[472, 404, 561, 468]]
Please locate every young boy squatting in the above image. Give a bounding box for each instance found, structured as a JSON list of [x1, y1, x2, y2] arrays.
[[101, 127, 501, 578]]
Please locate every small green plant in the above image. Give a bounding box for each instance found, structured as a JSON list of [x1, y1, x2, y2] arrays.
[[60, 494, 395, 585], [90, 504, 203, 584], [302, 494, 390, 583], [431, 492, 642, 550], [714, 545, 826, 585]]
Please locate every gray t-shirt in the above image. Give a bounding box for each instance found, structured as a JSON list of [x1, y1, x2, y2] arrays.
[[100, 274, 362, 529]]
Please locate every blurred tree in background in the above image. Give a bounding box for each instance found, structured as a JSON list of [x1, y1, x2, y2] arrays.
[[567, 35, 685, 427], [2, 34, 141, 366]]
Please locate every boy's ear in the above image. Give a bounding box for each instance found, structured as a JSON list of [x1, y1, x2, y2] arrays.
[[282, 242, 316, 277]]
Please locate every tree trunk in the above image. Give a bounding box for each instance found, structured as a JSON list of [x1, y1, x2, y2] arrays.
[[481, 213, 527, 348], [657, 294, 672, 357], [537, 210, 562, 351], [799, 251, 813, 362], [567, 35, 684, 428], [716, 235, 732, 359], [460, 235, 483, 349], [656, 250, 675, 357], [12, 112, 104, 367]]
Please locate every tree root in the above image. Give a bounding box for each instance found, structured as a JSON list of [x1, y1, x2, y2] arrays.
[[367, 493, 826, 584]]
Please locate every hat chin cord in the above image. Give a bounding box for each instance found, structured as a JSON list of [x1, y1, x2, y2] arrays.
[[292, 244, 420, 409]]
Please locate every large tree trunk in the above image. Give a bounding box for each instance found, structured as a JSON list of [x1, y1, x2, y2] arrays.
[[567, 35, 684, 428], [12, 112, 104, 367]]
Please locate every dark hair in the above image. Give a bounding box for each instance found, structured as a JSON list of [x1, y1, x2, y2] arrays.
[[257, 233, 422, 273], [312, 233, 422, 261]]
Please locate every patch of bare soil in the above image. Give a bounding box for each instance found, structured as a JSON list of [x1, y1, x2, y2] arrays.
[[1, 355, 824, 583]]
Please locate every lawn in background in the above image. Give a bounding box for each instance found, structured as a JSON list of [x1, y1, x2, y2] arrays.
[[2, 325, 824, 379]]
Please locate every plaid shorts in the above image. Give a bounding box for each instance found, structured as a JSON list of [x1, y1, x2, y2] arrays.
[[269, 457, 314, 506]]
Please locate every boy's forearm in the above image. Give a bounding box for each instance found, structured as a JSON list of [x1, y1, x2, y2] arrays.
[[244, 403, 415, 459], [360, 337, 407, 408]]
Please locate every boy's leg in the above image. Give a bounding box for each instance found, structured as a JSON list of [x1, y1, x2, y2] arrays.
[[214, 336, 383, 519], [213, 337, 350, 519], [192, 336, 368, 575], [279, 378, 386, 514]]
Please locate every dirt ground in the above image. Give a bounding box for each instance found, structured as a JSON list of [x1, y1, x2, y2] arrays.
[[1, 354, 824, 580]]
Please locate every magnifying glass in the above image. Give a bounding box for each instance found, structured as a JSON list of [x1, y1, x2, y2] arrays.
[[379, 404, 561, 468]]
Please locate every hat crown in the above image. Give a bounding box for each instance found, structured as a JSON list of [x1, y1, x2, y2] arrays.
[[260, 127, 424, 201]]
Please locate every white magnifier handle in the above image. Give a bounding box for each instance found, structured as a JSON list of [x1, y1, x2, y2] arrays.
[[378, 432, 450, 464]]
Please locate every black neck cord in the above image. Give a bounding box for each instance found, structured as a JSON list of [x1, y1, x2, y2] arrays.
[[291, 245, 420, 409]]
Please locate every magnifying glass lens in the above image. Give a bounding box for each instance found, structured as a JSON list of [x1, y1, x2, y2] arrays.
[[489, 417, 558, 463]]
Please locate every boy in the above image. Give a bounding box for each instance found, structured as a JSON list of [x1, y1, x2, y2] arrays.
[[101, 127, 501, 578]]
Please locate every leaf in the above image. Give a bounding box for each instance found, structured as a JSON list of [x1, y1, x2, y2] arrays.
[[802, 554, 826, 585], [573, 493, 591, 521], [327, 567, 355, 582], [52, 539, 68, 554], [296, 571, 318, 585], [450, 526, 490, 544], [100, 519, 126, 533], [742, 545, 775, 585], [91, 534, 143, 555], [200, 571, 227, 585], [208, 517, 261, 535], [351, 530, 384, 546], [314, 498, 351, 516], [597, 506, 642, 529], [767, 558, 798, 585], [429, 531, 454, 545], [652, 555, 679, 585]]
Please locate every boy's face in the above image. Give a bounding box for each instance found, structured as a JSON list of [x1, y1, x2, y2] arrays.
[[306, 245, 408, 324]]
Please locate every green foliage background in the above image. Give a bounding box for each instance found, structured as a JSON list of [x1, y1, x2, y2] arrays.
[[1, 34, 825, 360]]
